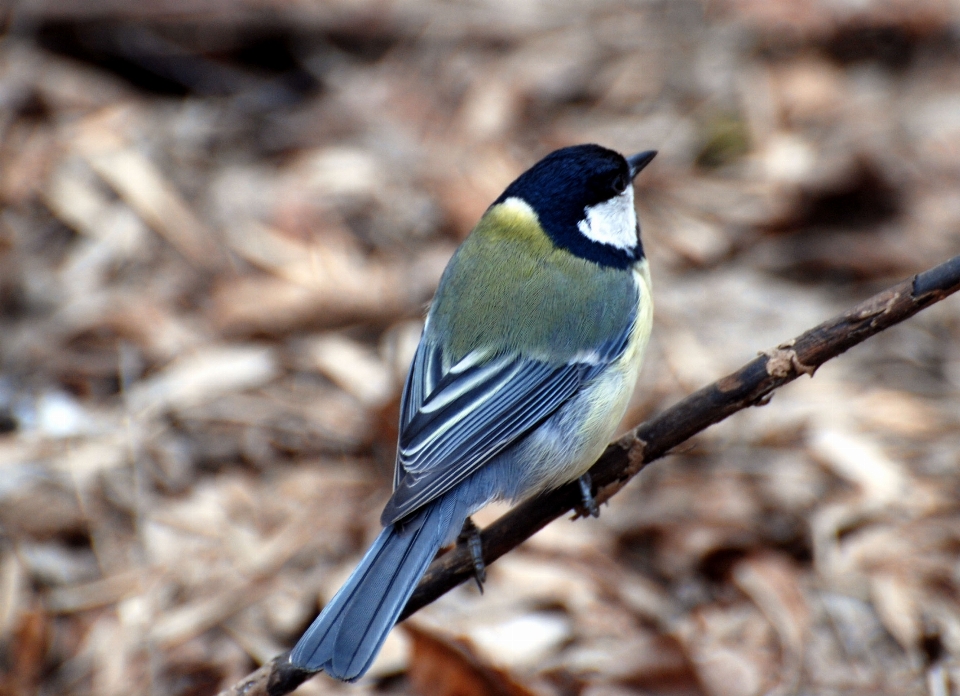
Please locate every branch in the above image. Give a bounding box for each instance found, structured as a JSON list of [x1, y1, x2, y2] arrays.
[[216, 254, 960, 696]]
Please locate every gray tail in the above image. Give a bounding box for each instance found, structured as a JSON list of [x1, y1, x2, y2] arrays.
[[289, 498, 460, 681]]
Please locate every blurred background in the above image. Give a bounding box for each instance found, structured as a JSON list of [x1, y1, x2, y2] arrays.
[[1, 0, 960, 694]]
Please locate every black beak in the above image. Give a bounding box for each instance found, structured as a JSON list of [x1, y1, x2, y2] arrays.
[[627, 150, 657, 179]]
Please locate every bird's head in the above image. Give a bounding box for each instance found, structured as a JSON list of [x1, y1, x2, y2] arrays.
[[492, 144, 656, 268]]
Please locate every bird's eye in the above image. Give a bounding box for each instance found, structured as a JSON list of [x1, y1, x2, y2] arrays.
[[612, 174, 628, 193]]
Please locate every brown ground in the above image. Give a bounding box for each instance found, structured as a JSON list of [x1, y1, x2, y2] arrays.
[[1, 1, 960, 694]]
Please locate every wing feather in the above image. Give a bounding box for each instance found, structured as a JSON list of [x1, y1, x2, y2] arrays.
[[385, 302, 637, 525]]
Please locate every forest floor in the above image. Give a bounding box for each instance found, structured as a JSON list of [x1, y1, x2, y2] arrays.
[[2, 1, 960, 694]]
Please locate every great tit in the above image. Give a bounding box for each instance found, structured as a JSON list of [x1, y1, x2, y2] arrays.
[[291, 143, 656, 681]]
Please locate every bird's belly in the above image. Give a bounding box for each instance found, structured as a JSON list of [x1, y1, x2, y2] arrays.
[[507, 363, 638, 500]]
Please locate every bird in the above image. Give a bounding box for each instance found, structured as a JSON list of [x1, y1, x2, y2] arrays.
[[290, 143, 656, 681]]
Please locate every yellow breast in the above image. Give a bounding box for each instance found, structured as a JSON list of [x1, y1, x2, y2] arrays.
[[524, 258, 653, 495]]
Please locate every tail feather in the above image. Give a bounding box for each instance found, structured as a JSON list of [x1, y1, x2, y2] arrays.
[[290, 498, 459, 681]]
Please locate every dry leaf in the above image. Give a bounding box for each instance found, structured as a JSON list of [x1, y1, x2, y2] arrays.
[[404, 623, 538, 696]]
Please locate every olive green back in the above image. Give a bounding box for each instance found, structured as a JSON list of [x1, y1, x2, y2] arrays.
[[427, 201, 640, 366]]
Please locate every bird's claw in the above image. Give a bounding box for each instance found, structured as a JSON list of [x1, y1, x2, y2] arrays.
[[458, 517, 486, 592], [578, 473, 600, 518]]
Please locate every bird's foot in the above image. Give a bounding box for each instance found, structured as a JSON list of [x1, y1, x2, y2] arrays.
[[457, 517, 486, 593], [578, 473, 600, 518]]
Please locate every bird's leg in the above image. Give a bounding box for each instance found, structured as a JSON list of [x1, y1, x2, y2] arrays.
[[457, 517, 486, 592], [578, 473, 600, 518]]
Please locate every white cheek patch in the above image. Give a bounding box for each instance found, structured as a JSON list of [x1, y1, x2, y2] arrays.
[[577, 186, 638, 251]]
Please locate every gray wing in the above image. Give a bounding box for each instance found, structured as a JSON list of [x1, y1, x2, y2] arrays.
[[381, 319, 634, 525]]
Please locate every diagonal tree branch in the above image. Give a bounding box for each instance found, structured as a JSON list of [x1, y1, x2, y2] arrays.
[[217, 254, 960, 696]]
